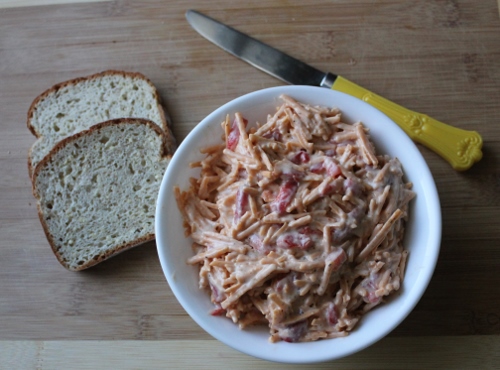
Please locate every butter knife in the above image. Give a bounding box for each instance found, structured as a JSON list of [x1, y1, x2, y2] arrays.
[[186, 9, 483, 171]]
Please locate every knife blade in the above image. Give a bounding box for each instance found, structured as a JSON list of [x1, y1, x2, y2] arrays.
[[186, 10, 482, 171]]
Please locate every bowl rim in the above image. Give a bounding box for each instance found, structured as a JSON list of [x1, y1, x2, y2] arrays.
[[155, 85, 442, 364]]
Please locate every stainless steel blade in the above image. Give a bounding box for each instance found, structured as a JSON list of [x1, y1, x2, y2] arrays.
[[186, 10, 337, 87], [184, 11, 483, 171]]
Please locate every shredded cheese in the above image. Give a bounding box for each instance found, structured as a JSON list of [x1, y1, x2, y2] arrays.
[[175, 95, 415, 343]]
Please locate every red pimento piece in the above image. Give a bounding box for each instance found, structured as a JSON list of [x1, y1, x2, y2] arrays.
[[325, 160, 341, 177], [298, 226, 322, 236], [237, 169, 248, 179], [271, 179, 298, 214], [274, 273, 293, 293], [226, 117, 248, 150], [310, 159, 341, 178], [320, 182, 336, 196], [234, 188, 249, 223], [263, 128, 282, 141], [325, 303, 338, 325], [280, 320, 308, 343], [247, 234, 271, 254], [290, 150, 310, 164], [277, 165, 304, 182], [324, 149, 336, 157], [247, 234, 262, 250], [276, 232, 313, 250], [366, 291, 380, 304], [209, 283, 224, 303], [210, 305, 226, 316], [361, 276, 382, 304], [208, 282, 226, 316], [327, 248, 347, 271], [310, 162, 324, 174]]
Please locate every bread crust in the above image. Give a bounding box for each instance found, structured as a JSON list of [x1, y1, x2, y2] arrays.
[[27, 70, 176, 177], [32, 118, 168, 271]]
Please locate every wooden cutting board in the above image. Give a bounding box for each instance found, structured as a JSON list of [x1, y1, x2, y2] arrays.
[[0, 0, 499, 366]]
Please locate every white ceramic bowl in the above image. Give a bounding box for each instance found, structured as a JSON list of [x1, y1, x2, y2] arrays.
[[155, 86, 441, 364]]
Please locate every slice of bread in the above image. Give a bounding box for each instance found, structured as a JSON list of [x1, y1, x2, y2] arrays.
[[27, 70, 176, 176], [32, 118, 170, 271]]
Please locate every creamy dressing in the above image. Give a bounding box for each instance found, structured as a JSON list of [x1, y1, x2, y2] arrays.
[[174, 95, 415, 342]]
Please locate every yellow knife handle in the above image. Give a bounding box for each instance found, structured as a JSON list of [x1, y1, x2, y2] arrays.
[[331, 76, 483, 171]]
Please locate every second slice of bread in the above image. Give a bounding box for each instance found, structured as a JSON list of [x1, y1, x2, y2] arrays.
[[32, 118, 170, 271], [27, 70, 176, 176]]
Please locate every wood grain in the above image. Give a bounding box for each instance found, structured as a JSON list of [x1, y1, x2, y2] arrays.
[[0, 0, 499, 366], [0, 0, 110, 8], [1, 336, 499, 369]]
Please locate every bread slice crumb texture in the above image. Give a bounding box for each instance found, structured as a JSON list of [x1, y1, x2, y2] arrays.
[[32, 119, 170, 271], [28, 71, 175, 174]]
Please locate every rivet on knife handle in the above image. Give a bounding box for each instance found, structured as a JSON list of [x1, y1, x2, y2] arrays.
[[331, 76, 483, 171]]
